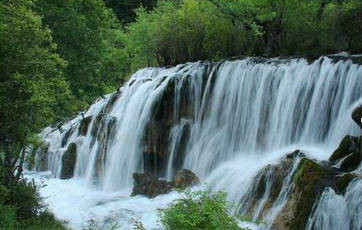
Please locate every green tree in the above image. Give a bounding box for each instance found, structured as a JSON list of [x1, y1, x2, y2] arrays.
[[123, 0, 362, 67], [35, 0, 127, 107], [103, 0, 157, 24], [0, 0, 71, 186]]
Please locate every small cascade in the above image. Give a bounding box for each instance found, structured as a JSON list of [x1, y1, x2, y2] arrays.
[[260, 156, 302, 229]]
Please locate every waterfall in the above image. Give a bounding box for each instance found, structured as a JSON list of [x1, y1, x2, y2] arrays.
[[38, 57, 362, 229]]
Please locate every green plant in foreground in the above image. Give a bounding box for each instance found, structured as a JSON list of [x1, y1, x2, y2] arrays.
[[158, 190, 249, 230]]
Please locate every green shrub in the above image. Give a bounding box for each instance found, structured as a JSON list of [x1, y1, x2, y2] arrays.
[[0, 176, 67, 230], [159, 190, 246, 230], [0, 204, 18, 230], [6, 181, 41, 219], [20, 212, 67, 230]]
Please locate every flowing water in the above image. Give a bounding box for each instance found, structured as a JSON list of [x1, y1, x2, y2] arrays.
[[306, 179, 362, 230], [31, 57, 362, 229]]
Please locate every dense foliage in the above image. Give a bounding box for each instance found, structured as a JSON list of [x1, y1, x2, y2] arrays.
[[103, 0, 157, 24], [34, 0, 128, 106], [0, 0, 71, 185], [0, 179, 66, 230], [0, 0, 68, 228], [159, 190, 244, 230], [122, 0, 362, 70]]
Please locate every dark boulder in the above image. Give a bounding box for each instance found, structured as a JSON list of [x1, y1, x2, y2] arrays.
[[352, 105, 362, 129], [335, 173, 358, 194], [131, 169, 200, 198], [173, 169, 199, 189], [329, 135, 359, 162], [60, 143, 77, 179], [339, 150, 362, 172], [131, 172, 173, 198]]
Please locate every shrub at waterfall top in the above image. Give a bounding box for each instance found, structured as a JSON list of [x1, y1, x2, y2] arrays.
[[124, 0, 362, 71], [159, 190, 245, 230]]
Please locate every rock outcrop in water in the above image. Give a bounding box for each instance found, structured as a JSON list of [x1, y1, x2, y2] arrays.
[[352, 105, 362, 129], [78, 116, 92, 136], [36, 144, 49, 172], [239, 117, 362, 230], [60, 143, 77, 179], [131, 172, 174, 198], [131, 169, 199, 198], [273, 157, 338, 230], [329, 135, 359, 162], [173, 169, 199, 189]]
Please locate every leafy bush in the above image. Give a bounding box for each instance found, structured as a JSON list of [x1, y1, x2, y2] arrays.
[[0, 183, 67, 230], [159, 190, 246, 230], [0, 205, 17, 230], [19, 211, 67, 230]]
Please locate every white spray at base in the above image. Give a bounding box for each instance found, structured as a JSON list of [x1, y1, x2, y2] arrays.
[[32, 57, 362, 229]]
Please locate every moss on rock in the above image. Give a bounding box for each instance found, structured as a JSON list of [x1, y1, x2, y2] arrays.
[[273, 158, 337, 230]]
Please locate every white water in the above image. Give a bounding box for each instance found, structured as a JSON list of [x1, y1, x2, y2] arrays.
[[35, 57, 362, 229]]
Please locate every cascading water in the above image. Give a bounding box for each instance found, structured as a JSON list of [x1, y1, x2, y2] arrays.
[[34, 56, 362, 229], [306, 179, 362, 230]]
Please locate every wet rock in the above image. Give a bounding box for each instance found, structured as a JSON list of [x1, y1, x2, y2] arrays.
[[131, 169, 199, 198], [78, 116, 92, 136], [352, 105, 362, 129], [173, 169, 199, 189], [93, 117, 118, 182], [36, 144, 49, 171], [61, 126, 76, 147], [240, 146, 359, 229], [167, 121, 191, 175], [239, 151, 301, 220], [335, 173, 358, 194], [141, 78, 176, 177], [60, 143, 77, 179], [131, 172, 173, 198], [140, 74, 204, 177], [273, 158, 337, 230], [329, 135, 359, 162], [339, 150, 362, 172]]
